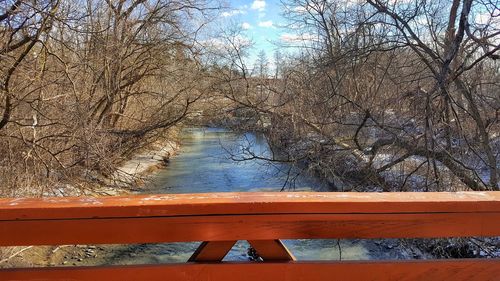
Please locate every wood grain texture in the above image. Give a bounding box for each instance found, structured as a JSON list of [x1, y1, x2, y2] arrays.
[[1, 192, 499, 280], [1, 192, 500, 246], [2, 260, 500, 281], [188, 241, 236, 262], [1, 212, 499, 246], [248, 240, 296, 261], [1, 192, 499, 220]]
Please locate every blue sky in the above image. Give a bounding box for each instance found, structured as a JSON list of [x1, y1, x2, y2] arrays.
[[216, 0, 500, 68], [221, 0, 289, 65]]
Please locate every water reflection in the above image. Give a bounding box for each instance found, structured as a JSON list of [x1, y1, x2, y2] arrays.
[[106, 128, 406, 264], [148, 127, 327, 193]]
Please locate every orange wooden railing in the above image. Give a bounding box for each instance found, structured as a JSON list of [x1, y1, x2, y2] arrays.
[[1, 192, 500, 280]]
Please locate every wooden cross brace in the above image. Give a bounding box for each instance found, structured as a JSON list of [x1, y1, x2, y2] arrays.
[[189, 240, 296, 262]]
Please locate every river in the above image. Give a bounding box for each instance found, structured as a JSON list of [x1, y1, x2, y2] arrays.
[[86, 127, 409, 265]]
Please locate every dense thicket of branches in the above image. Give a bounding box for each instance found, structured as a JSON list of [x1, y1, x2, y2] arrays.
[[0, 0, 216, 196], [0, 0, 498, 264], [1, 0, 499, 196], [214, 0, 499, 192]]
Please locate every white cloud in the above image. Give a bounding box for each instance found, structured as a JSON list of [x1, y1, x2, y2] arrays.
[[293, 6, 308, 13], [242, 22, 252, 30], [202, 35, 252, 51], [251, 0, 266, 11], [232, 35, 252, 48], [475, 12, 492, 25], [221, 9, 246, 17], [280, 33, 315, 43], [258, 20, 273, 28], [474, 11, 500, 31]]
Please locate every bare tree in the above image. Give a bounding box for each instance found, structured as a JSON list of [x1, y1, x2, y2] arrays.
[[214, 0, 499, 191], [0, 0, 219, 196]]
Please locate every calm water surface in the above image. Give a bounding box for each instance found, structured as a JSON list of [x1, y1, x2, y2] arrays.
[[110, 128, 406, 264], [148, 127, 327, 193]]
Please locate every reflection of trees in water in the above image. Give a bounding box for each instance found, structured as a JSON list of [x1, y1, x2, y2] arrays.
[[217, 130, 325, 191]]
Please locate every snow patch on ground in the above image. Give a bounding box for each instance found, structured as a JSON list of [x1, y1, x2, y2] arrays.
[[111, 140, 180, 187]]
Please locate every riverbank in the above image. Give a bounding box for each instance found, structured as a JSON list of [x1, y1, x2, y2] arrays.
[[258, 126, 500, 259], [0, 238, 433, 269], [4, 127, 493, 268], [110, 139, 180, 189], [1, 133, 181, 268]]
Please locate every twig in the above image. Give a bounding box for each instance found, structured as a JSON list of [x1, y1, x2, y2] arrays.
[[337, 239, 342, 261], [0, 246, 33, 263]]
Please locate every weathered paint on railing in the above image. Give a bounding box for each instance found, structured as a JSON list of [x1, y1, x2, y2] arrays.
[[1, 192, 499, 280], [4, 260, 500, 281]]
